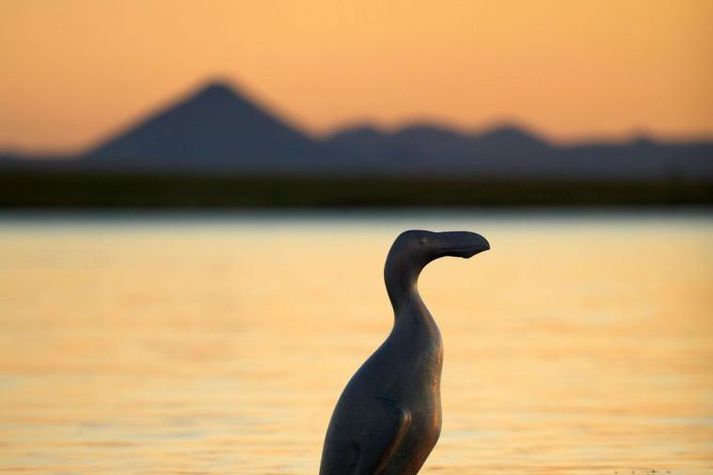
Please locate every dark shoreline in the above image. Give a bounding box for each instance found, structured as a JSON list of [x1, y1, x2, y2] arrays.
[[1, 171, 712, 208]]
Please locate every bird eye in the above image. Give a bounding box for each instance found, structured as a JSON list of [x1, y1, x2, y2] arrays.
[[419, 237, 427, 245]]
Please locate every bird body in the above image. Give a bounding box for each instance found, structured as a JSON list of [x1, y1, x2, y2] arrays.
[[319, 230, 489, 475]]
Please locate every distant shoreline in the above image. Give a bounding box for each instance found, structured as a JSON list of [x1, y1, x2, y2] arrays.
[[1, 171, 711, 208]]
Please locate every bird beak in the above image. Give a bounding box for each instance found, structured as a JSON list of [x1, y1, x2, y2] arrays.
[[438, 231, 490, 258]]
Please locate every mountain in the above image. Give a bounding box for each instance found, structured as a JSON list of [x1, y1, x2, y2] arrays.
[[323, 123, 556, 175], [323, 124, 713, 180], [82, 81, 334, 174], [1, 80, 712, 181]]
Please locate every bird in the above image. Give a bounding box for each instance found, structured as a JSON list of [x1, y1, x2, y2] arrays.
[[319, 229, 490, 475]]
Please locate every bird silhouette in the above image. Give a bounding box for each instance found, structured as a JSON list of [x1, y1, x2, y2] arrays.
[[319, 230, 490, 474]]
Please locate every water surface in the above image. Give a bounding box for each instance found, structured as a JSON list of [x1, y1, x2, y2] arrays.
[[1, 211, 712, 473]]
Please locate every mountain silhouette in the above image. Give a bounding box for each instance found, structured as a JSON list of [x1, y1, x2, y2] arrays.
[[1, 80, 712, 181], [83, 81, 332, 174], [323, 123, 713, 180]]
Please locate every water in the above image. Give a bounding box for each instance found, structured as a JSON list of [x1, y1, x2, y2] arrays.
[[1, 210, 712, 474]]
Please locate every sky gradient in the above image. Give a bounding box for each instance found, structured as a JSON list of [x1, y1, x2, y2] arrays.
[[1, 0, 712, 152]]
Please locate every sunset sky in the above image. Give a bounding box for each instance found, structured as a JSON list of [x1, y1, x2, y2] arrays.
[[1, 0, 712, 152]]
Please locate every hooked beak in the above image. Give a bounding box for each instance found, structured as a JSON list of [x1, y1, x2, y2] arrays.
[[437, 231, 490, 258]]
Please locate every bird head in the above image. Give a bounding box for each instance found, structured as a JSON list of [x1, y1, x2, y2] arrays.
[[392, 229, 490, 264]]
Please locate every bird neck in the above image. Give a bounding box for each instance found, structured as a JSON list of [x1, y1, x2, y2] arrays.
[[384, 254, 442, 350], [385, 267, 440, 347], [384, 255, 428, 316]]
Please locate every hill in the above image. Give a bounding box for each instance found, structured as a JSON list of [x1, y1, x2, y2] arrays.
[[80, 81, 337, 175], [0, 80, 712, 206], [324, 123, 713, 181]]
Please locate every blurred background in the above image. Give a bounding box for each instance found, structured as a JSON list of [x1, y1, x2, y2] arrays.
[[1, 1, 712, 473]]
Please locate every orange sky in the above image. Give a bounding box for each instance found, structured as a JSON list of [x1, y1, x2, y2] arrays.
[[1, 0, 712, 152]]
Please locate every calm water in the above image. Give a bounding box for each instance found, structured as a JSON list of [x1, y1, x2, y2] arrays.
[[1, 211, 712, 474]]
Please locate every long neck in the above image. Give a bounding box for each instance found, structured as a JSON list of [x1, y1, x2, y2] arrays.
[[384, 253, 429, 316], [384, 255, 442, 348]]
